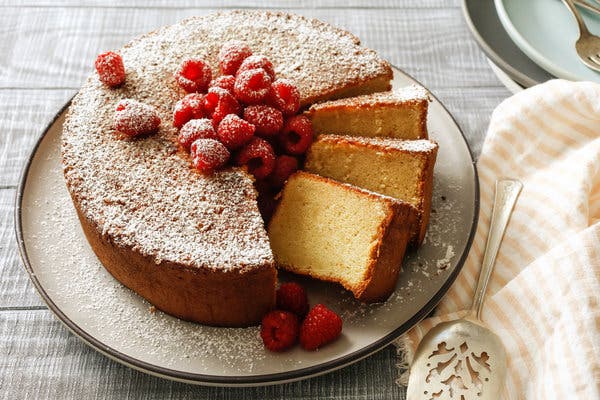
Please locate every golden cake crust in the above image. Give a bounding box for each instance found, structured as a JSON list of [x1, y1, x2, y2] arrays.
[[62, 11, 393, 326]]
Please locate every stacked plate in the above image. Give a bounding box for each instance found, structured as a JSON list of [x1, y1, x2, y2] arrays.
[[463, 0, 600, 93]]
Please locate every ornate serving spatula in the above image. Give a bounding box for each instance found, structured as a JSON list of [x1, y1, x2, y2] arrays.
[[407, 179, 522, 399]]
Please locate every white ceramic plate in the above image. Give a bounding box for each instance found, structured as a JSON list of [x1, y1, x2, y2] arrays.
[[496, 0, 600, 83], [15, 67, 478, 386], [462, 0, 554, 87]]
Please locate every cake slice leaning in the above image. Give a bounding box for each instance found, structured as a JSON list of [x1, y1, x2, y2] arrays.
[[267, 171, 417, 303], [305, 135, 438, 246], [305, 85, 430, 139]]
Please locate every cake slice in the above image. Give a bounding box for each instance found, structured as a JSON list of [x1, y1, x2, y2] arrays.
[[305, 85, 430, 139], [268, 171, 417, 302], [305, 135, 438, 246]]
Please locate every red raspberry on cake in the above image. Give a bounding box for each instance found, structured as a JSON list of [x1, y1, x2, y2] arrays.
[[204, 87, 241, 127], [268, 79, 300, 116], [235, 137, 276, 179], [234, 68, 272, 104], [175, 58, 212, 93], [178, 118, 217, 150], [276, 282, 309, 318], [243, 105, 283, 138], [95, 51, 126, 87], [218, 40, 252, 76], [300, 304, 343, 351], [236, 55, 275, 81], [269, 155, 299, 188], [209, 75, 236, 93], [217, 114, 255, 150], [280, 115, 313, 155], [114, 99, 161, 137], [173, 93, 205, 128], [260, 310, 299, 352], [190, 138, 230, 173]]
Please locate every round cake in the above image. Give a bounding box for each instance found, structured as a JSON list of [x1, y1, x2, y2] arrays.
[[62, 10, 392, 327]]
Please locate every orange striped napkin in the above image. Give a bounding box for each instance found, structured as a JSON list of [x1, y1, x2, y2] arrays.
[[397, 80, 600, 399]]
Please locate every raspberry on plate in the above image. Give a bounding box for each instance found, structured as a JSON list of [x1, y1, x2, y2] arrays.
[[243, 105, 283, 138], [114, 99, 161, 137], [178, 118, 217, 150], [268, 79, 300, 116], [280, 115, 313, 155], [276, 282, 309, 318], [204, 87, 241, 127], [218, 40, 252, 76], [190, 138, 230, 173], [175, 58, 212, 93], [173, 93, 206, 128], [300, 304, 343, 351], [95, 51, 126, 87], [217, 114, 255, 150], [209, 75, 236, 93], [234, 68, 272, 104], [237, 55, 275, 81], [235, 137, 276, 179], [269, 155, 299, 188], [260, 310, 299, 352]]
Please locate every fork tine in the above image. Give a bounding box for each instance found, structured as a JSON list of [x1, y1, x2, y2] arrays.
[[589, 54, 600, 65]]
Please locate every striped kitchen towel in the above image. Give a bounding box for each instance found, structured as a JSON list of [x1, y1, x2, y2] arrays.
[[397, 79, 600, 399]]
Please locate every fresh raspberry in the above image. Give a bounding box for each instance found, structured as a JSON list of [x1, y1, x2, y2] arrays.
[[204, 87, 241, 127], [95, 51, 126, 87], [280, 115, 313, 155], [218, 41, 252, 76], [268, 79, 300, 116], [217, 114, 255, 150], [269, 155, 299, 188], [114, 99, 161, 137], [178, 118, 217, 150], [260, 310, 299, 352], [276, 282, 309, 318], [237, 55, 275, 81], [173, 93, 205, 128], [234, 68, 272, 104], [243, 105, 283, 138], [209, 75, 236, 93], [300, 304, 343, 351], [190, 138, 230, 173], [175, 58, 212, 93], [235, 137, 276, 179]]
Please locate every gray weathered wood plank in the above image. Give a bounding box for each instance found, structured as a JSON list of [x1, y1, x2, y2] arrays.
[[0, 7, 497, 91], [0, 309, 405, 399], [0, 89, 75, 188], [0, 188, 45, 309], [1, 0, 458, 9]]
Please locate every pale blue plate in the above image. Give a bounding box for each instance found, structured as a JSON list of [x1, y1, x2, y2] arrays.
[[496, 0, 600, 83]]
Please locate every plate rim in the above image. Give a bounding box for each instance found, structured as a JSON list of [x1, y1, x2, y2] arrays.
[[14, 67, 480, 387], [494, 0, 598, 82], [461, 0, 545, 88]]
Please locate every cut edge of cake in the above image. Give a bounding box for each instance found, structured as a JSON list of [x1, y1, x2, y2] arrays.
[[267, 171, 417, 303], [304, 134, 438, 246]]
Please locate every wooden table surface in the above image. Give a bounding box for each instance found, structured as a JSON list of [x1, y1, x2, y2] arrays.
[[0, 1, 511, 398]]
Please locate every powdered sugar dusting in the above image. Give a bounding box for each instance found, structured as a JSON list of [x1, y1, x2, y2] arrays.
[[320, 135, 438, 153], [63, 10, 393, 271]]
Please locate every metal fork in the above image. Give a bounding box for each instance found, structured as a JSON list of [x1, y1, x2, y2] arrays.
[[574, 0, 600, 14], [562, 0, 600, 72]]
